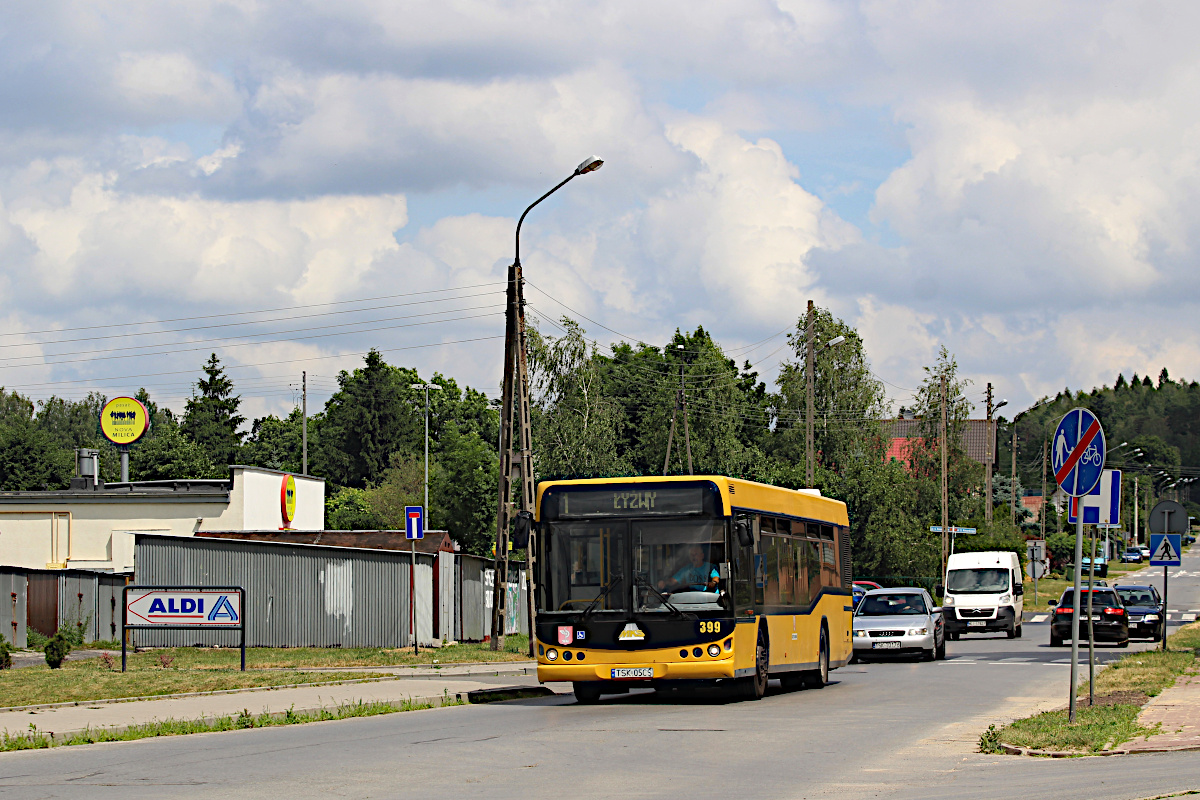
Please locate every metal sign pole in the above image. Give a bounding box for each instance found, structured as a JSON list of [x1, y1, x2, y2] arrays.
[[121, 586, 128, 673], [1163, 508, 1171, 653], [1069, 511, 1084, 723], [1088, 527, 1096, 707], [240, 589, 246, 671]]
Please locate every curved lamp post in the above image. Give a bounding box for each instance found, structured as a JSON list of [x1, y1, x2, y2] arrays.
[[491, 156, 604, 651]]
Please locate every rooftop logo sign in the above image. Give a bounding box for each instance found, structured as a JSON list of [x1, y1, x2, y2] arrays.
[[100, 396, 149, 446], [281, 474, 297, 528]]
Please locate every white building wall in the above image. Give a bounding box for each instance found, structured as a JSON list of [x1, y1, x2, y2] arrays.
[[0, 467, 325, 572]]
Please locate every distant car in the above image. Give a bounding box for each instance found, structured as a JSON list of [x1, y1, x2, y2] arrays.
[[1116, 584, 1165, 641], [854, 580, 883, 591], [1049, 587, 1129, 648], [1140, 545, 1151, 559], [1079, 555, 1109, 577], [852, 587, 945, 662], [852, 584, 869, 609], [1121, 547, 1143, 563]]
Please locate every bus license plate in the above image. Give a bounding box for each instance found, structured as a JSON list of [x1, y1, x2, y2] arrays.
[[872, 641, 901, 649], [968, 621, 986, 627], [611, 668, 652, 679]]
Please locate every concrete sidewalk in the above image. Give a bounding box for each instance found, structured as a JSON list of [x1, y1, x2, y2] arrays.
[[0, 661, 560, 741], [1124, 672, 1200, 752]]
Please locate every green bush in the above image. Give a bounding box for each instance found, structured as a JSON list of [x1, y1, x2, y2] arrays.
[[44, 632, 70, 669], [0, 634, 13, 669], [26, 630, 48, 650]]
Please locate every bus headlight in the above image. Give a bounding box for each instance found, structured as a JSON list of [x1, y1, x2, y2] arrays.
[[546, 649, 558, 661], [708, 644, 721, 657]]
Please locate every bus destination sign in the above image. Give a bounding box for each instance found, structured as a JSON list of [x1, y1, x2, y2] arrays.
[[556, 487, 706, 517]]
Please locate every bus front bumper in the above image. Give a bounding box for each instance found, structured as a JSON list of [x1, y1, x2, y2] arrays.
[[538, 657, 737, 683]]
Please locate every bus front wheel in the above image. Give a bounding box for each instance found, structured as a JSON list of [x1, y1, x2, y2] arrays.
[[573, 682, 603, 704], [739, 626, 769, 700]]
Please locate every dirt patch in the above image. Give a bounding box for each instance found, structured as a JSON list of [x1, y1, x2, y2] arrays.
[[1078, 690, 1150, 708]]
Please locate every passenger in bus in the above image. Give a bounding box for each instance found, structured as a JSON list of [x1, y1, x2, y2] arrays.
[[659, 545, 719, 593]]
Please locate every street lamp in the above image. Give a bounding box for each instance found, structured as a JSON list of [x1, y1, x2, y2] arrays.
[[410, 383, 440, 654], [491, 156, 604, 651]]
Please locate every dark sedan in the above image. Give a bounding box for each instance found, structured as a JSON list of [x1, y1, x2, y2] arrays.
[[1120, 547, 1143, 563], [1049, 588, 1129, 647], [1116, 584, 1165, 641]]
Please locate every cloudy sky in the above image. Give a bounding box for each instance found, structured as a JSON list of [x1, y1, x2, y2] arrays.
[[2, 0, 1198, 423]]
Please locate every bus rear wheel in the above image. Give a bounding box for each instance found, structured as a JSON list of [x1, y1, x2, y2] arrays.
[[801, 626, 829, 689], [573, 682, 603, 704]]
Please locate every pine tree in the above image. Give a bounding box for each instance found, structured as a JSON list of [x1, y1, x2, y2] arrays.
[[182, 354, 245, 468], [1115, 373, 1128, 389]]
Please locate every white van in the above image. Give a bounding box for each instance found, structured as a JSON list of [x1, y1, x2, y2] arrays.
[[939, 551, 1024, 639]]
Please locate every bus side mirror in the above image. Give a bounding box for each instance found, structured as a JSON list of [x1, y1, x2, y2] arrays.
[[736, 520, 753, 548], [510, 511, 534, 550]]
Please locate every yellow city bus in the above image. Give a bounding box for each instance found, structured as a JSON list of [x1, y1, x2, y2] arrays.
[[533, 475, 853, 702]]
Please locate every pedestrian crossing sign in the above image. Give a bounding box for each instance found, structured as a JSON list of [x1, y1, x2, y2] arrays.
[[1150, 533, 1182, 567]]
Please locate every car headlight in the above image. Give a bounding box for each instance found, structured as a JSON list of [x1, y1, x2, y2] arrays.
[[854, 629, 869, 638], [943, 596, 955, 606], [1144, 614, 1160, 621], [546, 648, 558, 661], [909, 627, 928, 636]]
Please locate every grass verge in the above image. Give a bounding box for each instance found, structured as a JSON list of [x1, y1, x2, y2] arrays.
[[0, 696, 457, 752], [983, 621, 1200, 755], [114, 635, 531, 671]]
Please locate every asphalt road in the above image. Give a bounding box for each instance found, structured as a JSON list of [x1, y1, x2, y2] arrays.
[[3, 553, 1200, 799]]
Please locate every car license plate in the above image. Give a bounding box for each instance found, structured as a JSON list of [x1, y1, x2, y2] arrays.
[[611, 668, 652, 679], [968, 621, 986, 627], [872, 641, 901, 649]]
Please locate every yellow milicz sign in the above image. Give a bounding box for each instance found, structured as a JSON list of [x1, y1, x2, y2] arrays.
[[281, 474, 297, 527], [99, 397, 149, 445]]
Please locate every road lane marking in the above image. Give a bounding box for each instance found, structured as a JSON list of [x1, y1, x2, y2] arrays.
[[1184, 613, 1197, 621], [1031, 614, 1049, 622]]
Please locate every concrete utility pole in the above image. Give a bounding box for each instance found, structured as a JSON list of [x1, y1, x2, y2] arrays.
[[940, 376, 949, 581], [1011, 427, 1018, 525], [985, 383, 994, 523], [662, 345, 693, 475], [301, 371, 308, 475], [491, 156, 603, 651], [1041, 440, 1048, 540], [806, 300, 816, 487], [1134, 476, 1140, 544]]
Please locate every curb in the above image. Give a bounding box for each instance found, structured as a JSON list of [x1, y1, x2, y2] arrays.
[[7, 691, 472, 744], [466, 686, 555, 703]]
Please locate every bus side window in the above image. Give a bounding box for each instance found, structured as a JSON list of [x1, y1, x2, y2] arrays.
[[763, 535, 781, 606], [732, 513, 755, 613], [794, 539, 810, 607], [805, 539, 822, 601]]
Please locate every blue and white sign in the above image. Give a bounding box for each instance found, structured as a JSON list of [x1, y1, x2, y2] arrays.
[[405, 505, 424, 540], [1150, 533, 1182, 567], [930, 526, 977, 534], [125, 589, 241, 626], [1068, 469, 1122, 526], [1052, 408, 1106, 497]]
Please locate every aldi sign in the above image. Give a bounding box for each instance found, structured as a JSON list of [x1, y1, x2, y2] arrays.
[[126, 589, 241, 626], [122, 585, 246, 672]]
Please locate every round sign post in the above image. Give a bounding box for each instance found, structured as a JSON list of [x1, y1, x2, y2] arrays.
[[1051, 407, 1106, 723], [100, 397, 150, 482]]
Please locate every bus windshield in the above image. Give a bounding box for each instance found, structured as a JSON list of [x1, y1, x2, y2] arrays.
[[540, 518, 726, 614]]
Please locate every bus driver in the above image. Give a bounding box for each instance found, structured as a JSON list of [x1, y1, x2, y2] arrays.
[[659, 545, 719, 593]]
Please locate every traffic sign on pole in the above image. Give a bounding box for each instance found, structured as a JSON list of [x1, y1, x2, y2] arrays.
[[929, 526, 977, 534], [1068, 469, 1121, 526], [1150, 533, 1182, 567], [405, 506, 424, 540], [1052, 408, 1106, 497]]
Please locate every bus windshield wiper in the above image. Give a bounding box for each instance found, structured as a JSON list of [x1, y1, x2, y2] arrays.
[[635, 575, 690, 618], [582, 574, 623, 618]]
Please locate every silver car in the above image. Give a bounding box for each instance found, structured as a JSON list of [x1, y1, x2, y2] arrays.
[[852, 587, 946, 662]]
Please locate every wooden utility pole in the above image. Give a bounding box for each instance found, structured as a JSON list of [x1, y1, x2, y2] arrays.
[[985, 383, 994, 523], [940, 376, 949, 581], [806, 300, 816, 487], [1011, 427, 1018, 525], [301, 371, 308, 475]]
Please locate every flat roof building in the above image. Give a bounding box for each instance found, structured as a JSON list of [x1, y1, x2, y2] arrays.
[[0, 466, 324, 573]]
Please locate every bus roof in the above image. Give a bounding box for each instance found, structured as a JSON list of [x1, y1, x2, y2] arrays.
[[535, 475, 849, 525]]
